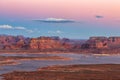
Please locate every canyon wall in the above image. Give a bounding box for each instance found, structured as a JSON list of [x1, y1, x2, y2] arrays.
[[0, 35, 74, 50], [82, 36, 120, 49], [29, 37, 74, 50], [0, 35, 30, 50], [0, 35, 120, 51]]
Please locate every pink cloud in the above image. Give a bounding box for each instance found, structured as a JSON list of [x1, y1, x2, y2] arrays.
[[0, 0, 120, 24]]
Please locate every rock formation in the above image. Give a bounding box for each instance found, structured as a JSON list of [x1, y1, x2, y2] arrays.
[[82, 36, 120, 49], [29, 37, 73, 50], [0, 35, 120, 51], [0, 35, 30, 50]]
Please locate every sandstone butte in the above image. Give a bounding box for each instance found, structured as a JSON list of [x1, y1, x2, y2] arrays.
[[0, 35, 120, 53]]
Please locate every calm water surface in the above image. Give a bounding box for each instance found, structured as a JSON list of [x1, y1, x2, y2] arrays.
[[0, 53, 120, 79]]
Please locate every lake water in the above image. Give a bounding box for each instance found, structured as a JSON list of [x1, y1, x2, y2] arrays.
[[0, 53, 120, 79]]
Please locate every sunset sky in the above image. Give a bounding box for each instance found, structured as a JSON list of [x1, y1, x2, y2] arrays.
[[0, 0, 120, 39]]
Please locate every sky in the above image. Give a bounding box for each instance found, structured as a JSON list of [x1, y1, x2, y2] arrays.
[[0, 0, 120, 39]]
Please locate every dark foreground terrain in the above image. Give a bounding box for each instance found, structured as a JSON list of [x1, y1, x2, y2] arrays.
[[2, 64, 120, 80]]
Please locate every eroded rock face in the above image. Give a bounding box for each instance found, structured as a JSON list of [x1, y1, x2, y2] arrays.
[[0, 35, 30, 50], [82, 36, 120, 49], [81, 37, 108, 49], [28, 37, 74, 51], [1, 35, 120, 50], [90, 37, 108, 49], [108, 37, 120, 48], [29, 37, 62, 50], [0, 35, 74, 50]]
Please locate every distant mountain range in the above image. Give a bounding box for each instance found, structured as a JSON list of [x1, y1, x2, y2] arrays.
[[0, 35, 84, 50], [0, 35, 120, 54]]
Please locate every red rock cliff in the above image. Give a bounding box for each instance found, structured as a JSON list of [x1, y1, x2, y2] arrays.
[[29, 37, 72, 50]]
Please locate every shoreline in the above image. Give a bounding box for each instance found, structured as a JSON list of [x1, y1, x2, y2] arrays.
[[1, 52, 120, 57], [0, 49, 120, 55], [2, 64, 120, 80]]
